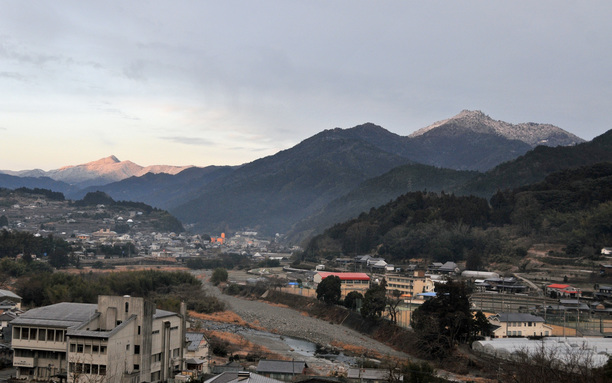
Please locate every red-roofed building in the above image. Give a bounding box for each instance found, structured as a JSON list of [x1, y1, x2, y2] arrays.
[[313, 272, 371, 297], [546, 283, 581, 298]]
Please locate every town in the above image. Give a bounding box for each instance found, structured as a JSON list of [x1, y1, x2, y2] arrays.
[[0, 191, 611, 382]]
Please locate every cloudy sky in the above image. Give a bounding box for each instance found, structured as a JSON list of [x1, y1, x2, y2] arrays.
[[2, 1, 611, 170]]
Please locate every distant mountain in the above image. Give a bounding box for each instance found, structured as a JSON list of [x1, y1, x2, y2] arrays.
[[0, 111, 589, 239], [0, 155, 192, 188], [404, 110, 584, 171], [69, 165, 236, 209], [459, 128, 612, 197], [170, 127, 414, 235], [286, 163, 479, 244], [302, 161, 612, 262], [0, 174, 77, 195]]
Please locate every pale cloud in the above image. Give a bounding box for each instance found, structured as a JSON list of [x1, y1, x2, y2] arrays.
[[161, 136, 216, 147], [0, 71, 27, 82], [1, 1, 612, 170]]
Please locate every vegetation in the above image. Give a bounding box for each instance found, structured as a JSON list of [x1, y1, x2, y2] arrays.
[[361, 279, 388, 320], [75, 191, 184, 232], [343, 291, 363, 310], [315, 275, 341, 304], [304, 162, 612, 266], [410, 281, 489, 360], [15, 269, 223, 313], [210, 268, 229, 285], [0, 229, 78, 268]]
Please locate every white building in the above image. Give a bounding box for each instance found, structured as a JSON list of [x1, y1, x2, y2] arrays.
[[11, 295, 185, 383], [488, 313, 553, 338]]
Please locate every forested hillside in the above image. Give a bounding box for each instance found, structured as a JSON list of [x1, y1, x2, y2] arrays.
[[304, 162, 612, 267]]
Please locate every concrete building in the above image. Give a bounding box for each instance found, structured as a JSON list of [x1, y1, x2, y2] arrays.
[[385, 271, 435, 299], [313, 272, 370, 297], [488, 313, 552, 338], [11, 295, 185, 383]]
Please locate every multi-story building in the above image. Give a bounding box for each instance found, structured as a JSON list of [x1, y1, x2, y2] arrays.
[[11, 295, 185, 383], [488, 313, 553, 338], [385, 271, 435, 299], [313, 272, 370, 297]]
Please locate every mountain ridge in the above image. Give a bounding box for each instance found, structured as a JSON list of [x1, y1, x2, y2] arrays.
[[1, 156, 193, 188]]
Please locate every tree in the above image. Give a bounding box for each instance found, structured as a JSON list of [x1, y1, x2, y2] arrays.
[[0, 215, 8, 227], [210, 268, 228, 285], [386, 289, 402, 324], [410, 280, 476, 359], [344, 291, 363, 310], [361, 279, 387, 320], [316, 275, 341, 305]]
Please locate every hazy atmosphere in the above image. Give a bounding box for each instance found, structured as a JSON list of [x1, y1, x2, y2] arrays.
[[2, 1, 611, 170]]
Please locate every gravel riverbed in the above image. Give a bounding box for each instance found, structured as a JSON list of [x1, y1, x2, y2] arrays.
[[200, 274, 409, 360]]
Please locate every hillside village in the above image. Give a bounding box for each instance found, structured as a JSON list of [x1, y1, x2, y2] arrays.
[[0, 191, 290, 261]]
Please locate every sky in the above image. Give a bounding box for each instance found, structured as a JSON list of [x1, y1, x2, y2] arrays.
[[2, 1, 612, 171]]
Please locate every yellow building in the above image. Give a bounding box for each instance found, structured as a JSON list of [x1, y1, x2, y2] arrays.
[[385, 271, 435, 299], [489, 313, 553, 338], [313, 272, 370, 297]]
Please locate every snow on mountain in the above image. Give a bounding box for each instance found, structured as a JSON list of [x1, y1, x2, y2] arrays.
[[409, 110, 584, 147]]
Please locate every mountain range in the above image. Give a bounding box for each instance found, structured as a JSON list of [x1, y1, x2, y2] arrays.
[[0, 110, 600, 242], [0, 155, 191, 188]]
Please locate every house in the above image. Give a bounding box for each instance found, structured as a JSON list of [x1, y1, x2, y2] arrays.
[[0, 289, 22, 309], [482, 277, 528, 294], [212, 360, 243, 374], [594, 285, 612, 300], [428, 261, 459, 275], [347, 368, 397, 383], [256, 360, 308, 381], [313, 272, 370, 297], [11, 295, 185, 383], [601, 247, 612, 255], [546, 283, 581, 298], [0, 311, 17, 334], [600, 264, 612, 276], [184, 332, 210, 374], [205, 371, 284, 383], [488, 313, 552, 338]]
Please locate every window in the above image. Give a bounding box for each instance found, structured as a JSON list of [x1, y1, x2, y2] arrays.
[[100, 346, 107, 354], [13, 327, 20, 340], [38, 329, 46, 341], [85, 345, 91, 353], [84, 364, 91, 374], [77, 344, 84, 353], [99, 365, 106, 376], [134, 345, 140, 355], [133, 364, 139, 371], [55, 330, 63, 342], [30, 328, 37, 339], [125, 302, 129, 313], [92, 345, 99, 353], [22, 328, 29, 340], [92, 365, 99, 375], [70, 343, 76, 353], [126, 344, 130, 351], [138, 326, 141, 335]]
